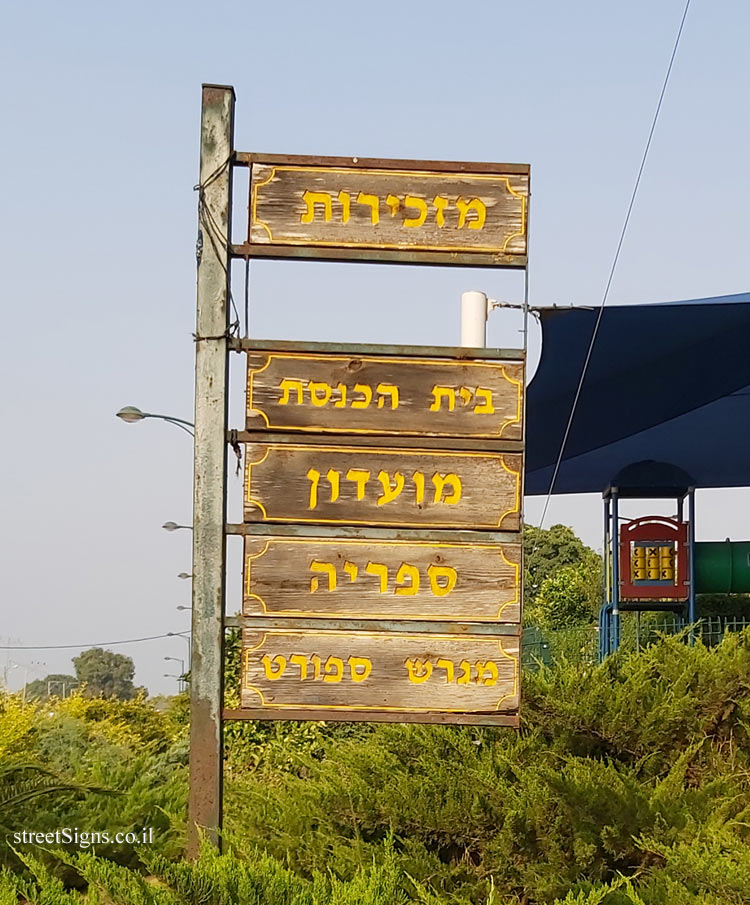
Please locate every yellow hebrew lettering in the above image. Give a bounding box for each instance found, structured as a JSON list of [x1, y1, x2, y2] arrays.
[[349, 656, 372, 682], [279, 378, 304, 405], [430, 385, 456, 411], [436, 658, 455, 683], [377, 470, 405, 506], [351, 383, 373, 408], [403, 195, 427, 228], [310, 560, 337, 593], [323, 656, 344, 683], [456, 660, 472, 685], [334, 383, 347, 408], [459, 386, 473, 406], [433, 473, 462, 505], [326, 468, 340, 502], [376, 383, 399, 409], [456, 197, 486, 230], [337, 190, 350, 224], [310, 654, 323, 679], [309, 381, 333, 407], [365, 561, 389, 593], [433, 195, 449, 227], [261, 654, 286, 680], [346, 468, 370, 499], [356, 192, 380, 225], [412, 471, 425, 504], [428, 564, 458, 596], [394, 562, 420, 596], [405, 658, 432, 683], [474, 387, 495, 414], [301, 190, 332, 223], [386, 194, 400, 216], [307, 468, 321, 510], [475, 661, 499, 686], [289, 654, 308, 680], [343, 561, 358, 582]]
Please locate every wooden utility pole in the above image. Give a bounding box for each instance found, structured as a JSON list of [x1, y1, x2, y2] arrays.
[[188, 84, 234, 856]]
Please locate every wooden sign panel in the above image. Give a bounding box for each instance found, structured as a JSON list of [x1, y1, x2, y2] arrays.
[[246, 351, 523, 440], [241, 627, 519, 718], [244, 443, 521, 530], [245, 156, 529, 266], [244, 535, 521, 622]]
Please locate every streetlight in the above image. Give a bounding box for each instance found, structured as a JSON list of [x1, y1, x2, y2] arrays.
[[116, 406, 195, 437], [167, 632, 191, 670], [177, 572, 193, 580], [5, 660, 46, 703], [163, 522, 192, 532], [164, 656, 186, 691], [163, 673, 184, 692], [176, 605, 192, 612]]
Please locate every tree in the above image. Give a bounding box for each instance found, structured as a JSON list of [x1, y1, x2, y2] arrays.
[[72, 648, 140, 700], [23, 673, 78, 701], [527, 560, 602, 630], [524, 523, 601, 608]]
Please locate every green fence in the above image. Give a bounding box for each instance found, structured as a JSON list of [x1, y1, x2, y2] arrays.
[[522, 614, 750, 670]]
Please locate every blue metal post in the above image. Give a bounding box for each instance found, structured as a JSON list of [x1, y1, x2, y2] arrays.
[[612, 490, 620, 652], [688, 487, 697, 640], [600, 495, 611, 660]]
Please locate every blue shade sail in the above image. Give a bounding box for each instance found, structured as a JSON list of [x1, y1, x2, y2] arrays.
[[525, 292, 750, 495]]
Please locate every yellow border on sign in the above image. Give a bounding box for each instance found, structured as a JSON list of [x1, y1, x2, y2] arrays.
[[246, 352, 523, 439], [250, 165, 528, 255], [244, 444, 521, 529], [241, 629, 519, 712], [243, 536, 521, 620]]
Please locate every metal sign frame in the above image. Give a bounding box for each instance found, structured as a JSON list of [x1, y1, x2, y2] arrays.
[[189, 84, 529, 856]]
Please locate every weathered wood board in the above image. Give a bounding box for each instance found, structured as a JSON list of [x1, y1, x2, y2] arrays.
[[244, 535, 521, 622], [224, 706, 519, 727], [244, 443, 522, 530], [241, 627, 520, 715], [246, 351, 523, 439], [247, 159, 528, 261]]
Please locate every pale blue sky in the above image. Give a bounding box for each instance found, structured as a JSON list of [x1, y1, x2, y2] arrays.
[[2, 0, 749, 693]]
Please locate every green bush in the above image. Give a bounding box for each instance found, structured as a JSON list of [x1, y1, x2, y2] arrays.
[[0, 692, 187, 871], [223, 632, 750, 902], [2, 632, 750, 903]]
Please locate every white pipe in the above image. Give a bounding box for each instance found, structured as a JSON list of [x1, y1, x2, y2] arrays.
[[461, 290, 488, 348]]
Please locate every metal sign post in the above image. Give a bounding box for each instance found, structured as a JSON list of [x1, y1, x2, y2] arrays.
[[188, 84, 234, 857]]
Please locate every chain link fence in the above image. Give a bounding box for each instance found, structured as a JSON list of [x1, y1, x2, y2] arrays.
[[522, 614, 750, 670]]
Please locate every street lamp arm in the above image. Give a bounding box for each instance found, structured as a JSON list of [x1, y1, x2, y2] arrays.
[[144, 413, 195, 428], [160, 418, 195, 438], [115, 407, 195, 437]]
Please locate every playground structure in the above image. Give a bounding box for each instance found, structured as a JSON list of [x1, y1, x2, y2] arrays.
[[520, 294, 750, 660], [600, 462, 750, 658]]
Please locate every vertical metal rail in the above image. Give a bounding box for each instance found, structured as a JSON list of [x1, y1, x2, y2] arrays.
[[599, 495, 611, 661], [611, 490, 620, 652], [522, 194, 531, 356], [687, 487, 697, 640], [188, 84, 235, 856]]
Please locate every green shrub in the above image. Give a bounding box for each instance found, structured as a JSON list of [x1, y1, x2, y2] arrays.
[[3, 633, 750, 903]]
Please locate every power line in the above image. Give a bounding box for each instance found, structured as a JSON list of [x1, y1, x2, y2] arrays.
[[0, 632, 190, 651], [538, 0, 693, 528]]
